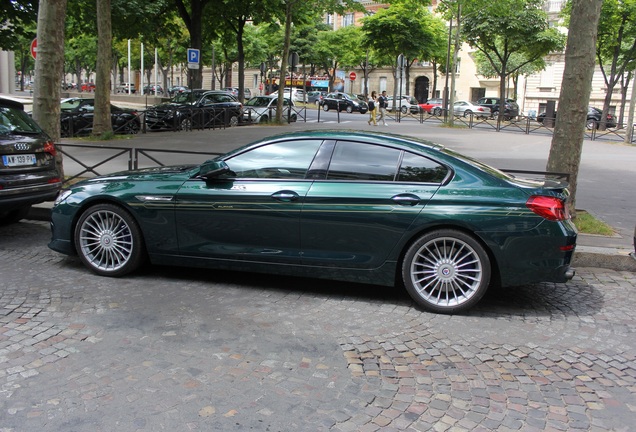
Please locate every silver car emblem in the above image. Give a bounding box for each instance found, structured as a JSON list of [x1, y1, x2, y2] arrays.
[[14, 142, 30, 151]]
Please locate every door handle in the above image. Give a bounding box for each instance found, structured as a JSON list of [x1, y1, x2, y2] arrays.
[[391, 193, 421, 206], [271, 190, 300, 202]]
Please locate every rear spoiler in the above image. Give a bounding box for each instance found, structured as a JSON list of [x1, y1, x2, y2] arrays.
[[502, 169, 570, 183]]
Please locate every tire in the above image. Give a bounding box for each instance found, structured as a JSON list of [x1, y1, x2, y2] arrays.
[[401, 229, 491, 314], [179, 117, 192, 131], [61, 121, 71, 138], [322, 104, 329, 112], [290, 114, 297, 122], [401, 106, 408, 114], [124, 120, 140, 134], [346, 105, 353, 113], [586, 119, 597, 129], [463, 110, 472, 118], [0, 206, 31, 225], [433, 107, 442, 116], [74, 203, 146, 277], [492, 110, 499, 119], [229, 115, 239, 127], [259, 115, 269, 123]]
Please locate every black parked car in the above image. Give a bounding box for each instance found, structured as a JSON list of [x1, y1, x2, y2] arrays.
[[476, 97, 519, 120], [537, 106, 617, 129], [320, 92, 368, 114], [145, 90, 243, 131], [0, 97, 62, 224], [60, 98, 141, 137]]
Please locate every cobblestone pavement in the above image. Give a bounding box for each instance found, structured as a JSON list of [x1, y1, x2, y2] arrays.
[[1, 220, 635, 431]]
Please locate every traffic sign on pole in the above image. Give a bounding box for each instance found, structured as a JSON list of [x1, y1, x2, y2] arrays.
[[30, 38, 37, 60], [349, 71, 357, 81], [187, 48, 200, 70]]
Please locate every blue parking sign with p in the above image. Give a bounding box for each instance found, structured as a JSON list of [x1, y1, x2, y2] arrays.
[[188, 48, 200, 63], [187, 48, 200, 69]]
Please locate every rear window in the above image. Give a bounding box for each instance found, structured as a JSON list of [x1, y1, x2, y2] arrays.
[[0, 106, 43, 134]]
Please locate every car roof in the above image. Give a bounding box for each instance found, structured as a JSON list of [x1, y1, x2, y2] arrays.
[[0, 97, 26, 110]]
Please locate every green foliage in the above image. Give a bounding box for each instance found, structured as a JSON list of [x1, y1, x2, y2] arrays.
[[362, 2, 444, 67], [0, 0, 38, 50], [461, 0, 565, 96]]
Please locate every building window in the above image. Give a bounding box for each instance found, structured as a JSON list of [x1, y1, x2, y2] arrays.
[[380, 77, 387, 93], [325, 14, 334, 28], [342, 13, 354, 27]]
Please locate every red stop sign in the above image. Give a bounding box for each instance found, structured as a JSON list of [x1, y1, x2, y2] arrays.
[[349, 71, 357, 81], [30, 38, 37, 60]]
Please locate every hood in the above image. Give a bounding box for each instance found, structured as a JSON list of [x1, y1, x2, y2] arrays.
[[80, 164, 198, 184]]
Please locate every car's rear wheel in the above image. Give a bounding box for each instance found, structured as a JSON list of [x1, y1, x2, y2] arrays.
[[586, 119, 598, 129], [463, 110, 472, 118], [401, 106, 408, 114], [229, 115, 239, 127], [346, 105, 353, 113], [290, 114, 297, 122], [433, 107, 442, 116], [74, 203, 145, 277], [402, 229, 491, 314]]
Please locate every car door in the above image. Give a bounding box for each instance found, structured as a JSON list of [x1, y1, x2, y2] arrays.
[[174, 139, 323, 264], [300, 140, 446, 269]]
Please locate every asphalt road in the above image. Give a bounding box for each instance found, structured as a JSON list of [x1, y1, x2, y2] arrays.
[[58, 109, 636, 239]]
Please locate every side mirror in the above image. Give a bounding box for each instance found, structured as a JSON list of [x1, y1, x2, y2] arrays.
[[199, 160, 231, 180]]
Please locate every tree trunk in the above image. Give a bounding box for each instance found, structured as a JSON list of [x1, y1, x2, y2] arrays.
[[546, 0, 603, 217], [93, 0, 112, 136], [33, 0, 67, 143], [276, 1, 293, 123]]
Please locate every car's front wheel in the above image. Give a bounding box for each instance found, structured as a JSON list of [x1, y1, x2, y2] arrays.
[[346, 105, 353, 113], [229, 115, 239, 127], [402, 229, 491, 314], [74, 203, 146, 277], [322, 104, 330, 112], [433, 107, 442, 116], [401, 106, 408, 114]]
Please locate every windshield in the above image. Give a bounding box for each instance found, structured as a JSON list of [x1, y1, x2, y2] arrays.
[[0, 106, 43, 134], [171, 92, 201, 104], [245, 97, 272, 107]]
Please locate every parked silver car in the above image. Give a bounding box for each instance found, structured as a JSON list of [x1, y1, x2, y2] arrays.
[[453, 100, 491, 118]]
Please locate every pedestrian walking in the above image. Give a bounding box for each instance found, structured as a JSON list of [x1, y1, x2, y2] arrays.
[[368, 91, 377, 126], [378, 90, 388, 126]]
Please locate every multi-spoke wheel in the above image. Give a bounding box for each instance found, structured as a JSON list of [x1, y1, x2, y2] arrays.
[[402, 229, 491, 314], [74, 204, 145, 276]]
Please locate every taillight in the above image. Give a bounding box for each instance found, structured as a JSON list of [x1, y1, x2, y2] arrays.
[[526, 195, 568, 221], [44, 140, 57, 156]]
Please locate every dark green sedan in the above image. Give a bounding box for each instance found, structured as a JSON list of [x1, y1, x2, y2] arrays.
[[49, 130, 576, 314]]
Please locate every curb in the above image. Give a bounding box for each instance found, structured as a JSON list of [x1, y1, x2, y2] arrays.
[[27, 205, 636, 273]]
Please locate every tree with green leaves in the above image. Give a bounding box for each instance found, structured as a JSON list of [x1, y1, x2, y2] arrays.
[[473, 51, 547, 100], [547, 0, 603, 217], [460, 0, 565, 118], [592, 0, 636, 129], [362, 1, 443, 98], [0, 0, 38, 50]]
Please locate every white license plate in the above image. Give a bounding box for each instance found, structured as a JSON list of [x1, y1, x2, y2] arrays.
[[3, 154, 37, 167]]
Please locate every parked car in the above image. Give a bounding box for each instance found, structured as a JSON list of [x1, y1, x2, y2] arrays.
[[222, 87, 252, 100], [80, 82, 96, 92], [536, 106, 617, 129], [168, 86, 188, 97], [476, 97, 520, 120], [242, 95, 297, 123], [320, 92, 368, 114], [115, 83, 136, 94], [453, 100, 491, 118], [283, 88, 306, 103], [60, 98, 141, 137], [307, 91, 327, 106], [145, 89, 243, 131], [0, 97, 62, 224], [142, 85, 164, 95], [48, 130, 576, 314], [419, 98, 444, 115], [387, 95, 421, 114]]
